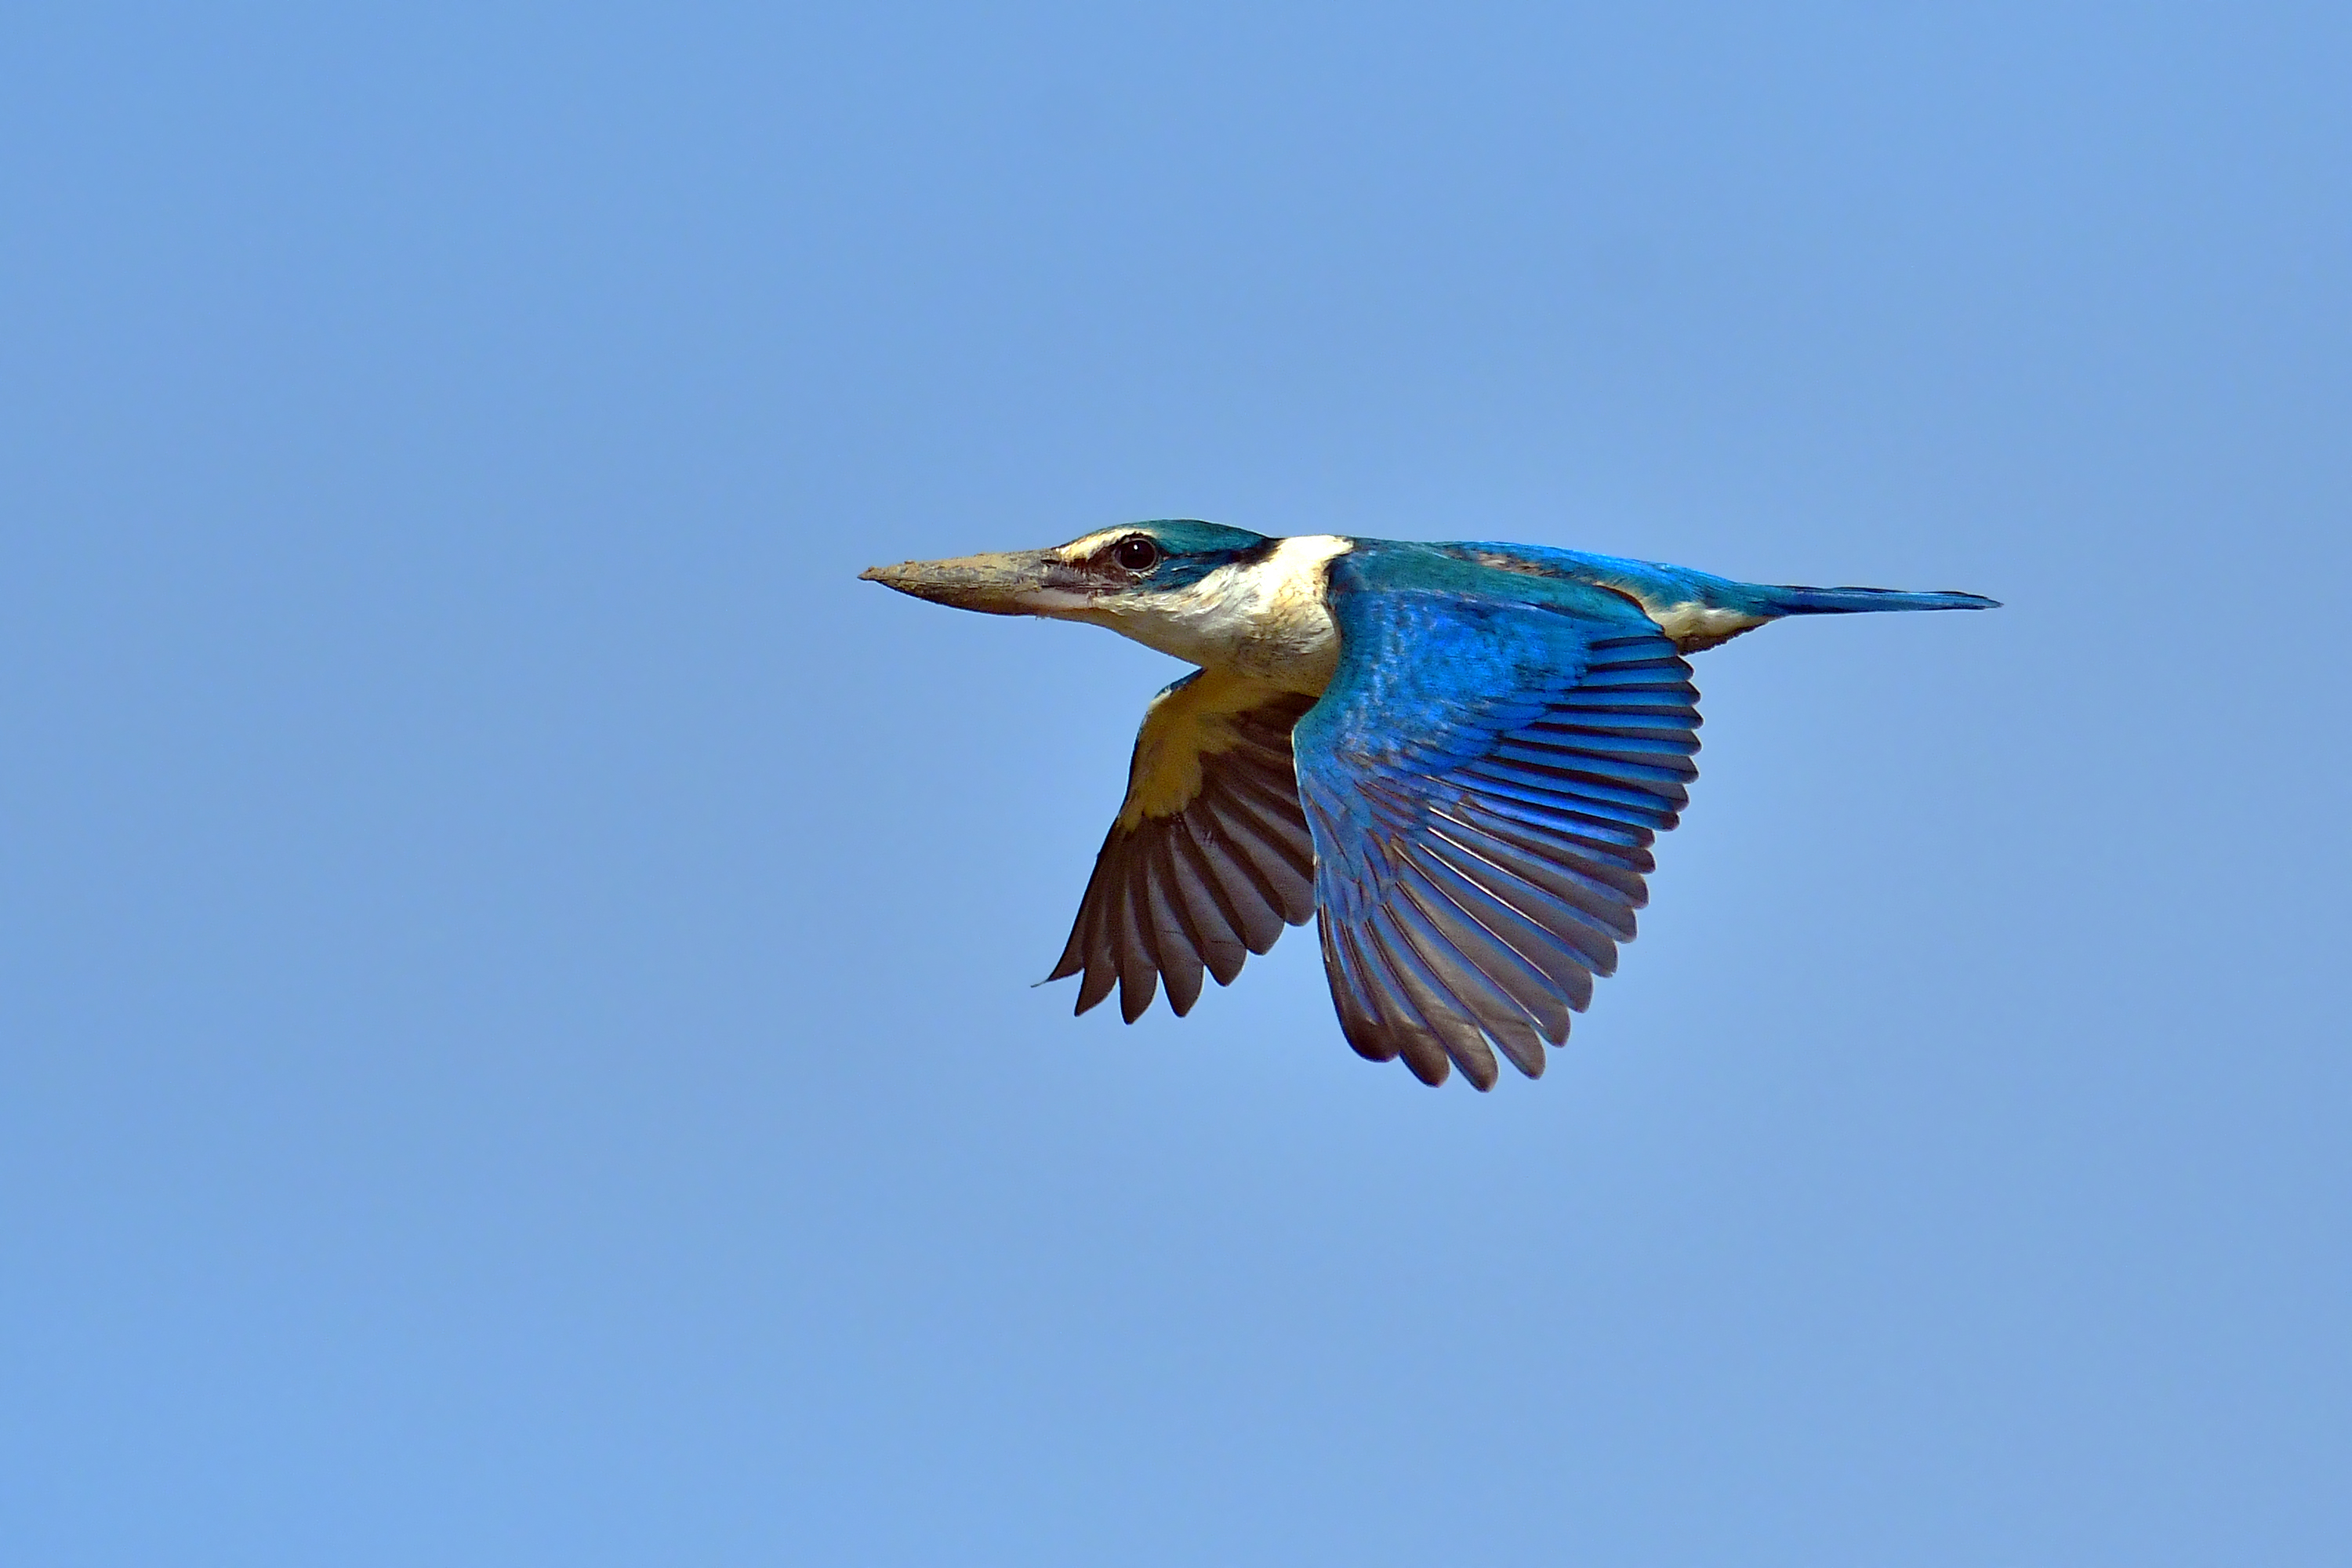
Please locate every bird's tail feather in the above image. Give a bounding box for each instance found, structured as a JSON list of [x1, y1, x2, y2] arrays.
[[1759, 584, 2002, 616]]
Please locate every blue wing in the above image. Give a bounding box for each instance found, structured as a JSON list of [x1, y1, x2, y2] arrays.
[[1291, 544, 1702, 1089]]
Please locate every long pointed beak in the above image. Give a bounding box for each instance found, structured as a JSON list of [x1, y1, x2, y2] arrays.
[[858, 549, 1090, 616]]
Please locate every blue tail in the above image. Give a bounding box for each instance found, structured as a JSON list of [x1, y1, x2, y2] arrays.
[[1439, 542, 2002, 624], [1756, 584, 2002, 616]]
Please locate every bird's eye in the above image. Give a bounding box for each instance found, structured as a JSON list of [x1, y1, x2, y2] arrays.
[[1112, 536, 1161, 572]]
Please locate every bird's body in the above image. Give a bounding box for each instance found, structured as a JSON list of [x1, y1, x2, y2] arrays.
[[863, 522, 1995, 1089]]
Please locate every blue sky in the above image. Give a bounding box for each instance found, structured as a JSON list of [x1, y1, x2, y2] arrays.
[[3, 3, 2347, 1563]]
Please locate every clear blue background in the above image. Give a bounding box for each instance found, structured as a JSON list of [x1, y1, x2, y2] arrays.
[[4, 3, 2346, 1563]]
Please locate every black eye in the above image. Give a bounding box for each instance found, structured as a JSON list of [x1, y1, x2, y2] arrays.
[[1112, 535, 1161, 572]]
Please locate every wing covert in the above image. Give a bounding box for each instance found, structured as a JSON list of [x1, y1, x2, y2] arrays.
[[1048, 669, 1319, 1023], [1292, 545, 1702, 1088]]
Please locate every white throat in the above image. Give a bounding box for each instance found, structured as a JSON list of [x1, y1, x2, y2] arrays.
[[1091, 535, 1352, 693]]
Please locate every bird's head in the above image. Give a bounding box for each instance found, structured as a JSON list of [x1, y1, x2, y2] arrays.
[[860, 520, 1275, 625]]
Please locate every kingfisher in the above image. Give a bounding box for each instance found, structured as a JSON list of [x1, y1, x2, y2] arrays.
[[862, 523, 1996, 1090]]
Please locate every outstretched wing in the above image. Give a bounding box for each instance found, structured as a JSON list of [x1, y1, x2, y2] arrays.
[[1291, 544, 1703, 1089], [1047, 669, 1319, 1023]]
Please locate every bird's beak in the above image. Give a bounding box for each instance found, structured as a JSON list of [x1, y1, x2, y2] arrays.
[[858, 549, 1091, 617]]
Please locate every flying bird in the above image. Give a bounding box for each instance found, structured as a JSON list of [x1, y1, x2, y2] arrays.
[[862, 524, 1995, 1089]]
